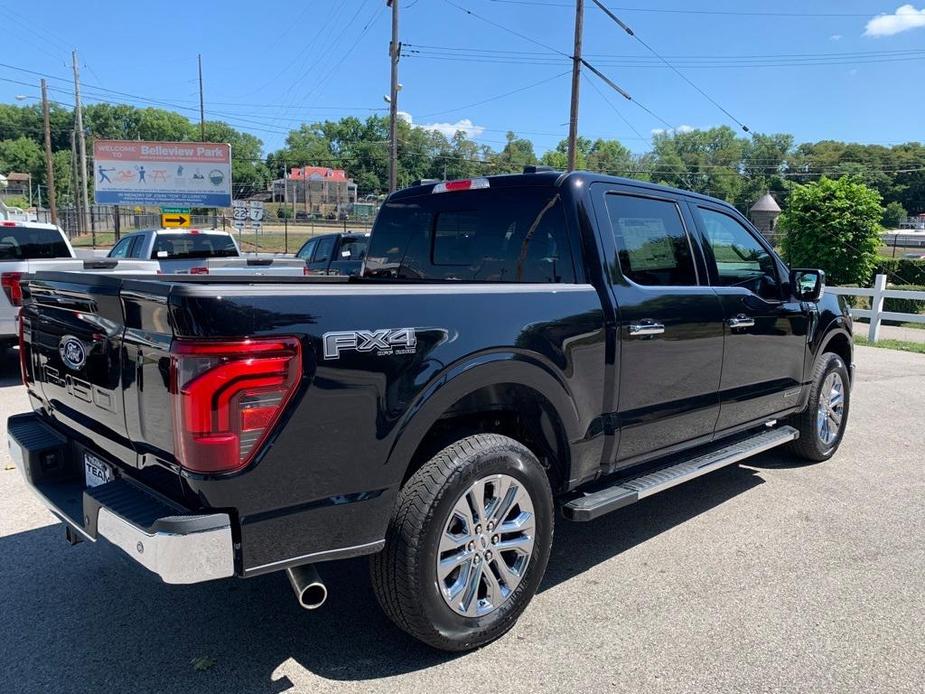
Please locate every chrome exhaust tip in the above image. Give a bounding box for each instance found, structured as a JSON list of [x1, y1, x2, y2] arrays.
[[286, 563, 327, 610]]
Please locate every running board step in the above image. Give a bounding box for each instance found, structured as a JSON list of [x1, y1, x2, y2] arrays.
[[562, 426, 798, 522]]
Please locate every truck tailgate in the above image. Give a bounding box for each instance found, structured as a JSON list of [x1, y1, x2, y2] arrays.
[[22, 273, 138, 466]]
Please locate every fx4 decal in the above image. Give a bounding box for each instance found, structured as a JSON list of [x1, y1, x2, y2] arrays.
[[323, 327, 419, 360]]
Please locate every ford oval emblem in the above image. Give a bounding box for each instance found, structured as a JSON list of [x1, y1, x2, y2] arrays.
[[59, 336, 87, 371]]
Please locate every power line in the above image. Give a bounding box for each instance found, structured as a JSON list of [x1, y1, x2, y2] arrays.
[[416, 70, 571, 119], [591, 0, 750, 131], [485, 1, 874, 17], [442, 0, 569, 56], [581, 71, 646, 141], [580, 59, 675, 130]]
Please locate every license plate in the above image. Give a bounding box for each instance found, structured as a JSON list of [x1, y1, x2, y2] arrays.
[[84, 452, 113, 488]]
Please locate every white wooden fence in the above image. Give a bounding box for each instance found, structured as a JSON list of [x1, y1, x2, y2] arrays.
[[827, 274, 925, 341]]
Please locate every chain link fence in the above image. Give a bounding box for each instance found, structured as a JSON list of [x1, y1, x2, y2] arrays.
[[35, 205, 377, 254]]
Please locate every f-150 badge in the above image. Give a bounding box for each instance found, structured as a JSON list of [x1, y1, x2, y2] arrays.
[[323, 328, 418, 359]]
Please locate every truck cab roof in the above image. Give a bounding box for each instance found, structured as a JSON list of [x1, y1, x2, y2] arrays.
[[388, 169, 740, 213]]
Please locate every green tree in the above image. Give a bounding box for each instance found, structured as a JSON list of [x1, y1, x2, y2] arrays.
[[587, 138, 634, 174], [0, 137, 44, 180], [650, 126, 746, 204], [780, 176, 884, 285], [882, 200, 907, 229], [493, 131, 536, 174], [52, 149, 73, 203]]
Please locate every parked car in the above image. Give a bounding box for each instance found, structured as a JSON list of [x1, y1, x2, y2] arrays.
[[295, 232, 369, 276], [10, 170, 853, 652], [108, 228, 305, 276], [0, 220, 156, 347]]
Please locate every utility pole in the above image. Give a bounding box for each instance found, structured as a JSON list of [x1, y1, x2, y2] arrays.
[[387, 0, 400, 193], [72, 49, 91, 237], [198, 54, 206, 141], [567, 0, 584, 171], [70, 130, 80, 238], [41, 79, 58, 226]]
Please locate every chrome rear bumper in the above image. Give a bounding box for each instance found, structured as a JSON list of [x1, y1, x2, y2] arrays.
[[7, 412, 235, 584]]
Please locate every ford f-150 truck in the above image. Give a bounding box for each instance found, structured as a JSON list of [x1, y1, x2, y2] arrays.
[[9, 170, 853, 652]]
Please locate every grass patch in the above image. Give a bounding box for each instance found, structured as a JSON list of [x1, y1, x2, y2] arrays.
[[854, 335, 925, 354]]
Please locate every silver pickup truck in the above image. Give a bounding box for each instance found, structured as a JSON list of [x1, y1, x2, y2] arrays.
[[108, 228, 306, 276], [0, 221, 157, 347]]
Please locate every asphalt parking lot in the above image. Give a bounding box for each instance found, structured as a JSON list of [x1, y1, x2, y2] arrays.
[[0, 345, 922, 693]]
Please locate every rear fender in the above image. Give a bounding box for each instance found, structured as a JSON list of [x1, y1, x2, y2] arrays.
[[385, 351, 583, 479]]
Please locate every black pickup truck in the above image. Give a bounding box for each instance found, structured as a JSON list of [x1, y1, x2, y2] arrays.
[[9, 170, 853, 652]]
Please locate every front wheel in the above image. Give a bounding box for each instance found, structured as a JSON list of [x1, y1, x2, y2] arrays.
[[786, 352, 851, 462], [370, 434, 554, 651]]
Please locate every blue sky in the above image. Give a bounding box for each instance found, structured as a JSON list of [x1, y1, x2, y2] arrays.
[[1, 1, 924, 155]]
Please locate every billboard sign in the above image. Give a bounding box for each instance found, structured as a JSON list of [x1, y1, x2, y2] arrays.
[[93, 140, 232, 207]]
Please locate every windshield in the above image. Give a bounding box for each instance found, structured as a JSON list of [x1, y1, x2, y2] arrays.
[[151, 233, 238, 259], [0, 226, 70, 260]]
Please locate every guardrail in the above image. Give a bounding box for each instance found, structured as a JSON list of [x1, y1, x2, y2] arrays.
[[827, 274, 925, 341]]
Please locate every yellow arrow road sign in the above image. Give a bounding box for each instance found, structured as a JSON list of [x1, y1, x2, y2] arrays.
[[161, 213, 191, 227]]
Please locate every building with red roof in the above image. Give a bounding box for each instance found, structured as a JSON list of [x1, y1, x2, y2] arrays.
[[272, 166, 358, 215]]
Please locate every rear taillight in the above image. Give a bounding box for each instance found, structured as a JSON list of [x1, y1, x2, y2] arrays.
[[1, 272, 23, 306], [170, 337, 302, 474], [189, 266, 209, 275]]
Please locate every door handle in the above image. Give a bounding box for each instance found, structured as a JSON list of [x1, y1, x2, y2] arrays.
[[628, 321, 665, 336], [727, 314, 755, 329]]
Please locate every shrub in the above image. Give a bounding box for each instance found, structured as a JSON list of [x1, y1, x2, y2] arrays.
[[884, 284, 925, 316], [873, 258, 925, 285], [780, 176, 883, 286]]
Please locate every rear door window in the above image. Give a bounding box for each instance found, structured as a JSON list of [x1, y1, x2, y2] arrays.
[[365, 187, 576, 282], [0, 226, 70, 260], [604, 194, 698, 286]]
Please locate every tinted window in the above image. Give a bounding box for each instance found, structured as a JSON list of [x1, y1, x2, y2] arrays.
[[313, 236, 335, 263], [297, 239, 318, 261], [109, 236, 133, 258], [695, 207, 780, 299], [365, 187, 575, 283], [604, 194, 697, 286], [0, 226, 70, 260], [151, 233, 238, 259], [337, 236, 367, 260]]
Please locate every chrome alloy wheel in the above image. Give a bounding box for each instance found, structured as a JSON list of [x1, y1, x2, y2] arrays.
[[436, 474, 535, 617], [816, 371, 845, 446]]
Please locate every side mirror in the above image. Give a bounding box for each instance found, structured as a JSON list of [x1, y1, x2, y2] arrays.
[[791, 268, 825, 301]]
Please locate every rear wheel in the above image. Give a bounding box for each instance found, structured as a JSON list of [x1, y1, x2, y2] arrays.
[[370, 434, 553, 651], [786, 352, 850, 462]]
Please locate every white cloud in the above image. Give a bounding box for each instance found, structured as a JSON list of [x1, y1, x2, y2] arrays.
[[400, 112, 486, 138], [651, 124, 697, 136], [864, 4, 925, 37], [830, 33, 843, 40]]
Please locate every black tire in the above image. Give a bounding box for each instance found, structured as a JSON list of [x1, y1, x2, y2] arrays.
[[370, 433, 554, 651], [785, 352, 851, 462]]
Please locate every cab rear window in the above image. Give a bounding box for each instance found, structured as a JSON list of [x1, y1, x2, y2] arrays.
[[365, 187, 576, 283], [0, 227, 70, 260], [152, 233, 237, 259]]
